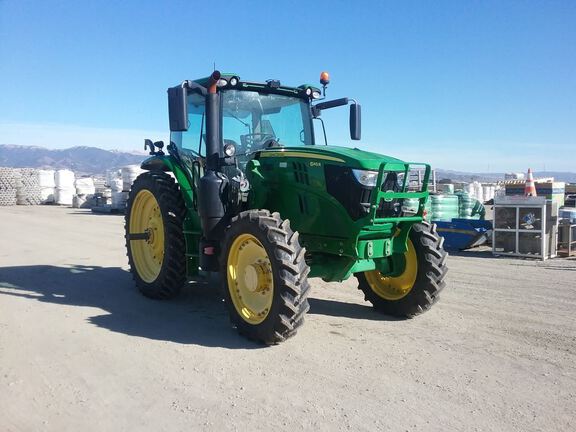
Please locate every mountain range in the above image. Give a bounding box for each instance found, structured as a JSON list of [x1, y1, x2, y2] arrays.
[[1, 144, 575, 182], [0, 145, 146, 175], [435, 169, 576, 183]]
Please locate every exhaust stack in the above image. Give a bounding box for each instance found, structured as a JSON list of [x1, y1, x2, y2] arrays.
[[198, 70, 227, 269]]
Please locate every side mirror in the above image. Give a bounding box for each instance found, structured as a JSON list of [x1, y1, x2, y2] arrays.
[[350, 103, 361, 140], [167, 86, 188, 131]]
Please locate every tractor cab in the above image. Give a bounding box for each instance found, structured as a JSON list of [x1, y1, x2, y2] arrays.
[[165, 72, 360, 173]]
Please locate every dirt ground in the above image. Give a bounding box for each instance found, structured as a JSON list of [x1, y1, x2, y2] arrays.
[[1, 206, 575, 432]]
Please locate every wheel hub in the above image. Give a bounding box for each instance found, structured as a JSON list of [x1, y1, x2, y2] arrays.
[[243, 262, 270, 293], [128, 189, 165, 283], [227, 234, 274, 324]]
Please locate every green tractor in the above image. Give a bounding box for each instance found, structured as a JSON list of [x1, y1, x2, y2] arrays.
[[125, 71, 447, 344]]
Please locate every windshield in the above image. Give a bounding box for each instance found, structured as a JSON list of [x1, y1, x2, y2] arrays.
[[222, 90, 313, 155]]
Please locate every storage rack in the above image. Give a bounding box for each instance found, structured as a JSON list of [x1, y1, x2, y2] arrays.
[[492, 196, 558, 260], [557, 221, 576, 257]]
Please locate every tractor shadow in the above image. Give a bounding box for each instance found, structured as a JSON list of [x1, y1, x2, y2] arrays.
[[0, 265, 400, 347], [0, 264, 261, 349], [307, 298, 402, 322]]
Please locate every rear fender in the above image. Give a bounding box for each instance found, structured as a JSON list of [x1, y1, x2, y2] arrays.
[[141, 155, 202, 278]]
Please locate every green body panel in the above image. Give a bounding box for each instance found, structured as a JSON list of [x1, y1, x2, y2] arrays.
[[246, 146, 431, 281], [143, 145, 429, 282]]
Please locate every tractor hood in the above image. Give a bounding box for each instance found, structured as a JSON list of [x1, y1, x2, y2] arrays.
[[258, 146, 407, 171]]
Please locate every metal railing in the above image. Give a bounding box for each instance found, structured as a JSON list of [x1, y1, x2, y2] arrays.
[[369, 162, 431, 224]]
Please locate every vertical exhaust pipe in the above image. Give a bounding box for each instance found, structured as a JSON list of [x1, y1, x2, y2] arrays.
[[205, 70, 221, 170], [198, 71, 227, 268], [207, 70, 221, 94]]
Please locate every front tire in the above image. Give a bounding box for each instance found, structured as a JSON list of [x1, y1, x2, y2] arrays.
[[221, 210, 310, 345], [125, 171, 187, 299], [357, 221, 448, 317]]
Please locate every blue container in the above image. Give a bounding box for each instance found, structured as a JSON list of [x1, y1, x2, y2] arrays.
[[434, 218, 493, 250]]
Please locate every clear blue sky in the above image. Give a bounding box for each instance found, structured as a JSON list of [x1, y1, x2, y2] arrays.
[[1, 0, 575, 172]]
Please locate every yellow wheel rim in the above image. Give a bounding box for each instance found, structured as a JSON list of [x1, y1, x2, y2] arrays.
[[129, 190, 165, 283], [226, 234, 274, 325], [365, 239, 418, 301]]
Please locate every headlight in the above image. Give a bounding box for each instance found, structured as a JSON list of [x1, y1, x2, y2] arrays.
[[224, 142, 236, 157], [229, 77, 238, 86], [352, 169, 378, 187], [217, 79, 228, 87]]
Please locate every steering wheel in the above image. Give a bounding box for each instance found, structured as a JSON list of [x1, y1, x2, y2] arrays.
[[262, 138, 282, 148], [240, 133, 276, 152]]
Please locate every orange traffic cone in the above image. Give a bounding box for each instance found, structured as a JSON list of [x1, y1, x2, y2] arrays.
[[524, 168, 537, 197]]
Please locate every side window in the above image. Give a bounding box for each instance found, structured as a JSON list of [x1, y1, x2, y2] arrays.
[[181, 93, 205, 156], [222, 114, 252, 150]]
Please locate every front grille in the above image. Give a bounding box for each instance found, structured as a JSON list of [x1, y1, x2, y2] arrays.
[[324, 166, 405, 220], [376, 171, 403, 218], [324, 165, 372, 220]]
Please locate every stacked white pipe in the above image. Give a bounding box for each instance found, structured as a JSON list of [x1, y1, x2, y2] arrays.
[[15, 168, 42, 205], [106, 169, 124, 209], [73, 177, 96, 208], [75, 177, 96, 196], [465, 181, 485, 203], [110, 165, 144, 210], [0, 167, 17, 206], [39, 169, 56, 203], [121, 165, 144, 192], [55, 169, 76, 205], [482, 185, 496, 202], [106, 169, 122, 189]]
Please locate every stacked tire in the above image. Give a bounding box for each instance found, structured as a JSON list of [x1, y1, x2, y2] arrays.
[[0, 167, 17, 206], [15, 168, 42, 205]]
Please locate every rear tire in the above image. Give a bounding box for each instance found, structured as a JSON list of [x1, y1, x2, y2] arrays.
[[357, 221, 448, 317], [221, 210, 310, 345], [125, 171, 187, 299]]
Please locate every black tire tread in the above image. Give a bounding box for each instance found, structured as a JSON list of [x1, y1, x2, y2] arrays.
[[125, 171, 187, 299], [357, 221, 448, 317], [221, 210, 310, 345]]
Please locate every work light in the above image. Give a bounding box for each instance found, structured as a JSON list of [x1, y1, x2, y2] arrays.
[[224, 142, 236, 157]]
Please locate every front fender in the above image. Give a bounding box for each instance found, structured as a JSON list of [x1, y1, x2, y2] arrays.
[[141, 155, 171, 171]]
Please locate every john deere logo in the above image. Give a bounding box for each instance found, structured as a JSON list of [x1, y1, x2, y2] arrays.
[[384, 190, 395, 202]]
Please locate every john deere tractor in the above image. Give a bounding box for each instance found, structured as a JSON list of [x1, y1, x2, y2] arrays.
[[125, 71, 447, 344]]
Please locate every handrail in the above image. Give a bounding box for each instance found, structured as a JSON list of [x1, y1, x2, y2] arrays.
[[369, 162, 431, 224]]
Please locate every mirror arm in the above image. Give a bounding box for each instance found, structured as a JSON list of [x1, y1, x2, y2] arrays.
[[183, 80, 207, 97], [319, 117, 328, 145], [313, 97, 350, 113]]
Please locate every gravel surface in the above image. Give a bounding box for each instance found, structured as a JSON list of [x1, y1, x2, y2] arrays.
[[1, 206, 575, 432]]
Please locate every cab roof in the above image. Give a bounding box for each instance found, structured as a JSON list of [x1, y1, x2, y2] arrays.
[[190, 73, 321, 99]]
